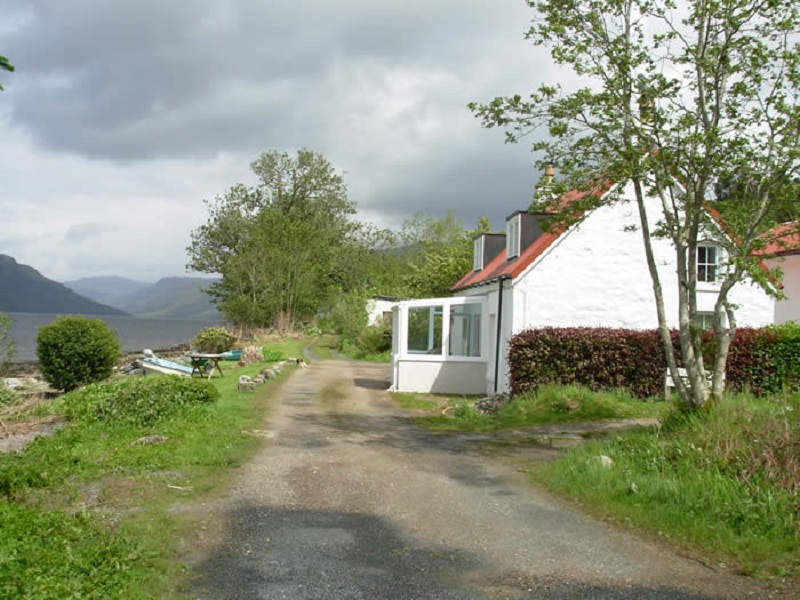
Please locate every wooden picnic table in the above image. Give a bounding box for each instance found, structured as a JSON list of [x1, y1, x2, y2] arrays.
[[185, 353, 225, 380]]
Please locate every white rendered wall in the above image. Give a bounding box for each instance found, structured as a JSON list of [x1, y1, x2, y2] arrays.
[[512, 182, 775, 332], [367, 298, 394, 326], [767, 255, 800, 323], [392, 359, 488, 394]]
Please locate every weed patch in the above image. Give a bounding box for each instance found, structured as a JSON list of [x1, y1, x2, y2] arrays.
[[533, 390, 800, 577]]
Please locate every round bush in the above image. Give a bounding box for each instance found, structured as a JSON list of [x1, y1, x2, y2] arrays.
[[36, 316, 121, 391], [193, 326, 235, 354]]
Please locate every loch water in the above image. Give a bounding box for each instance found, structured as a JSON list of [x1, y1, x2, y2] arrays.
[[5, 313, 221, 361]]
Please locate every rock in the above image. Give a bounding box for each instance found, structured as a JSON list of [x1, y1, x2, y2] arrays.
[[238, 358, 247, 367], [253, 375, 265, 384], [242, 345, 263, 363], [238, 375, 256, 391], [597, 455, 614, 468], [131, 435, 169, 446], [261, 368, 276, 380], [473, 393, 511, 415]]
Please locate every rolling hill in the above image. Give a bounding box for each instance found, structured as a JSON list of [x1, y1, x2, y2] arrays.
[[0, 255, 128, 315], [65, 276, 221, 320]]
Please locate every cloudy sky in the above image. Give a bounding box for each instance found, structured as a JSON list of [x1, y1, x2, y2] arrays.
[[0, 0, 556, 282]]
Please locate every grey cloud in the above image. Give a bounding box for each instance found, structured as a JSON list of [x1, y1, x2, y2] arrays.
[[63, 222, 119, 243]]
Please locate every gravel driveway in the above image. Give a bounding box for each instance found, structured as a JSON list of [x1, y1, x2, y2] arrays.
[[189, 360, 774, 599]]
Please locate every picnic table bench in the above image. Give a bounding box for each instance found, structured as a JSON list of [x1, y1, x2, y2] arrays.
[[185, 352, 225, 380]]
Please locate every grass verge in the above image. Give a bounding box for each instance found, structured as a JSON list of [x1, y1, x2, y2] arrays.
[[0, 356, 295, 599], [530, 390, 800, 578], [393, 385, 671, 432]]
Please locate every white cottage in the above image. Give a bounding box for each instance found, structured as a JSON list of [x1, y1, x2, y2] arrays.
[[390, 181, 777, 395], [761, 222, 800, 324]]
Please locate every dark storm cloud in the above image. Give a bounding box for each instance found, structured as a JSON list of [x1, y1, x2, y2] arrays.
[[1, 0, 540, 161]]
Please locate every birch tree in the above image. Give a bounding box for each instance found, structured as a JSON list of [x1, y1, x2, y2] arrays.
[[471, 0, 800, 407]]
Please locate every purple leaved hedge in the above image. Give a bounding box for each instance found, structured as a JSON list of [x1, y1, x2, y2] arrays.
[[508, 325, 799, 398]]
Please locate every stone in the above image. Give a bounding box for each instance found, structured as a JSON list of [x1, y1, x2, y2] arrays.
[[253, 375, 265, 384], [261, 368, 276, 380], [130, 435, 169, 446], [597, 455, 614, 468], [238, 375, 256, 391]]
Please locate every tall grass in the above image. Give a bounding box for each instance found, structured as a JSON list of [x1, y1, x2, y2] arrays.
[[534, 390, 800, 576]]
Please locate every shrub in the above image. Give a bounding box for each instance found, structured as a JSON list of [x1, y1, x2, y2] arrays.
[[509, 326, 800, 399], [193, 326, 235, 354], [63, 375, 219, 426], [36, 316, 121, 391], [261, 346, 285, 363]]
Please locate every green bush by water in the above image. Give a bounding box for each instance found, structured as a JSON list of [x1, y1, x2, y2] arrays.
[[36, 316, 121, 391]]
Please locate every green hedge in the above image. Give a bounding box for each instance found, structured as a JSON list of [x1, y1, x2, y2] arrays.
[[509, 324, 800, 398]]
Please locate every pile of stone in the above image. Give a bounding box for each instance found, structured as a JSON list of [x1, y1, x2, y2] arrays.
[[473, 393, 512, 415], [237, 358, 307, 391]]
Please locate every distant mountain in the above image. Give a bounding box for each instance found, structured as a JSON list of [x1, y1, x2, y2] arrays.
[[63, 276, 149, 307], [0, 255, 128, 315], [66, 275, 221, 320]]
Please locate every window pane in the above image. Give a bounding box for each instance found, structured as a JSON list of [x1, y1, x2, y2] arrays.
[[407, 305, 443, 354], [449, 303, 482, 357]]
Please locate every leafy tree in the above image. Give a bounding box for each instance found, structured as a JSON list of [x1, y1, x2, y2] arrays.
[[398, 212, 491, 298], [471, 0, 800, 408], [188, 149, 370, 329], [0, 55, 13, 91]]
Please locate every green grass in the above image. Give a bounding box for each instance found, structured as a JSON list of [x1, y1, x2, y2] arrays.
[[0, 360, 292, 599], [310, 334, 337, 360], [531, 390, 800, 578], [392, 392, 438, 411], [259, 336, 309, 362], [398, 385, 671, 433]]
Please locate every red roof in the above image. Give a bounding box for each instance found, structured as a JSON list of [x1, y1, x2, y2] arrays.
[[452, 185, 608, 291], [757, 222, 800, 257]]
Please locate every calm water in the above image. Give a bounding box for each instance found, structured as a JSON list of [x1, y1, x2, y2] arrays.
[[5, 313, 221, 361]]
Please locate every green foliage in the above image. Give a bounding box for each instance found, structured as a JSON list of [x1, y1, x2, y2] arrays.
[[261, 346, 285, 363], [36, 316, 121, 391], [62, 376, 219, 426], [396, 212, 491, 298], [535, 390, 800, 576], [0, 360, 279, 597], [193, 325, 235, 353], [187, 149, 374, 329], [510, 326, 800, 399], [416, 385, 668, 433], [0, 55, 13, 91], [0, 501, 148, 599], [0, 311, 14, 375]]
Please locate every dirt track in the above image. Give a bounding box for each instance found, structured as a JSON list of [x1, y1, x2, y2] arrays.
[[189, 360, 777, 599]]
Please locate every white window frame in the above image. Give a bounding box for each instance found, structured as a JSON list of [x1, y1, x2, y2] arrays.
[[473, 236, 484, 271], [506, 214, 521, 259], [695, 311, 726, 330], [696, 244, 719, 284], [393, 297, 487, 362]]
